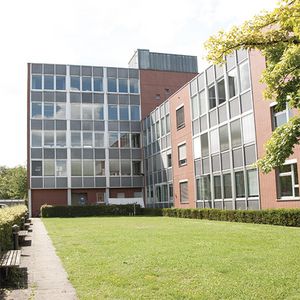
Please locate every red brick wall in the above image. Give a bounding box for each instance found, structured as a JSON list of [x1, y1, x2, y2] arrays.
[[250, 50, 300, 209], [71, 189, 106, 204], [140, 70, 197, 118], [169, 86, 196, 208]]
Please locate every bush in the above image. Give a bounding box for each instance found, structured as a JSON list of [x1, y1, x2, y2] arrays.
[[140, 208, 163, 216], [162, 208, 300, 227], [0, 205, 28, 251]]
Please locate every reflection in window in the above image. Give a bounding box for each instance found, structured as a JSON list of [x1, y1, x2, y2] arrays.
[[44, 76, 54, 90], [109, 132, 119, 147], [32, 103, 42, 118], [208, 85, 216, 109], [82, 104, 93, 120], [44, 160, 55, 176], [120, 133, 130, 148], [56, 104, 66, 119], [131, 133, 140, 148], [108, 105, 118, 120], [228, 69, 237, 99], [94, 133, 104, 147], [191, 95, 199, 119], [95, 161, 105, 176], [230, 119, 242, 147], [242, 114, 255, 144], [71, 77, 80, 91], [56, 160, 67, 176], [94, 78, 103, 92], [223, 174, 232, 198], [217, 79, 226, 104], [83, 160, 94, 176], [71, 104, 81, 119], [44, 132, 54, 147], [110, 160, 120, 175], [32, 75, 42, 89], [201, 133, 209, 157], [94, 104, 104, 120], [56, 132, 66, 147], [71, 132, 81, 147], [198, 176, 211, 200], [32, 131, 42, 147], [239, 62, 250, 92], [83, 132, 93, 148], [119, 79, 128, 93], [219, 124, 229, 151], [82, 77, 92, 91], [180, 181, 188, 203], [44, 103, 54, 118], [271, 105, 292, 129], [56, 76, 66, 90], [119, 105, 129, 120], [121, 160, 131, 175], [199, 90, 207, 115], [129, 79, 139, 93], [32, 161, 42, 176], [108, 78, 117, 92], [247, 169, 258, 197], [210, 129, 220, 154], [235, 171, 245, 198], [130, 106, 140, 120], [71, 160, 82, 176], [278, 163, 299, 198], [214, 175, 222, 199]]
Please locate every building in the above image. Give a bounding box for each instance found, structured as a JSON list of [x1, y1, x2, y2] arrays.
[[27, 49, 198, 216], [143, 49, 300, 210]]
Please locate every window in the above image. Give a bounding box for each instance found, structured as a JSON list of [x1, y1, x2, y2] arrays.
[[110, 160, 120, 176], [239, 62, 250, 92], [32, 131, 42, 147], [32, 75, 42, 89], [208, 85, 216, 109], [131, 133, 140, 148], [199, 90, 207, 115], [119, 105, 129, 120], [121, 160, 131, 175], [71, 104, 81, 119], [56, 103, 66, 119], [201, 133, 209, 157], [129, 79, 139, 93], [167, 153, 172, 167], [82, 104, 93, 120], [119, 79, 128, 93], [271, 105, 292, 129], [44, 132, 54, 147], [223, 173, 232, 198], [56, 76, 66, 90], [95, 161, 105, 176], [219, 124, 229, 151], [198, 176, 211, 200], [44, 160, 55, 176], [210, 129, 220, 154], [108, 78, 117, 92], [235, 171, 245, 198], [82, 77, 92, 91], [83, 160, 94, 176], [44, 103, 54, 118], [178, 144, 187, 166], [56, 132, 66, 147], [83, 132, 93, 147], [230, 120, 242, 147], [32, 103, 42, 118], [109, 132, 119, 148], [94, 104, 104, 120], [217, 79, 226, 104], [95, 133, 104, 147], [278, 163, 299, 198], [191, 95, 199, 119], [247, 169, 259, 197], [214, 175, 222, 199], [108, 105, 118, 120], [70, 76, 80, 91], [32, 161, 42, 176], [228, 69, 237, 99], [71, 132, 81, 147], [56, 160, 67, 176], [242, 114, 255, 144], [132, 161, 141, 175], [180, 181, 188, 203], [93, 78, 103, 92], [120, 133, 130, 148], [193, 137, 201, 159], [71, 160, 82, 176], [44, 76, 54, 90], [166, 114, 170, 133], [176, 106, 185, 129], [130, 106, 140, 120]]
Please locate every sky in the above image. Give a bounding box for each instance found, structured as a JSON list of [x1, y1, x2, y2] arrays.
[[0, 0, 277, 167]]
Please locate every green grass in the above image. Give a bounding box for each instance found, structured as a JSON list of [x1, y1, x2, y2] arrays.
[[43, 217, 300, 300]]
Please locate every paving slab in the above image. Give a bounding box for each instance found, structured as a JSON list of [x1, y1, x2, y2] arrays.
[[6, 218, 77, 300]]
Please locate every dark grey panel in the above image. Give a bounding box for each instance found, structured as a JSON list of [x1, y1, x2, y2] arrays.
[[31, 120, 43, 130], [31, 91, 42, 102], [56, 149, 67, 159], [44, 120, 54, 130], [56, 177, 68, 188], [119, 121, 130, 131], [236, 200, 246, 210], [70, 120, 81, 130], [32, 64, 42, 74], [31, 178, 43, 188], [70, 92, 81, 103], [110, 177, 120, 186], [224, 201, 233, 210], [131, 149, 141, 159], [56, 92, 66, 102], [93, 67, 103, 77], [107, 94, 118, 104], [94, 93, 104, 103], [44, 64, 54, 74], [120, 149, 130, 159], [95, 149, 105, 159], [119, 95, 129, 104], [44, 149, 55, 159], [71, 148, 82, 159], [95, 177, 106, 187], [31, 148, 43, 159], [121, 177, 131, 187], [83, 149, 94, 159], [55, 65, 66, 75], [214, 201, 223, 209], [56, 120, 67, 130], [82, 121, 93, 131], [131, 122, 141, 132], [109, 149, 119, 159], [94, 121, 105, 131], [71, 177, 82, 187], [82, 93, 92, 103], [129, 69, 139, 78], [83, 177, 94, 187], [44, 91, 55, 102], [107, 67, 117, 77], [108, 121, 118, 131], [118, 68, 128, 78], [82, 66, 92, 76], [130, 95, 140, 105], [248, 199, 259, 210], [132, 177, 143, 187], [70, 65, 81, 76], [44, 177, 55, 188]]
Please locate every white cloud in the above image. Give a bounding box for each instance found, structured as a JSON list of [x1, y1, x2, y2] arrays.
[[0, 0, 276, 167]]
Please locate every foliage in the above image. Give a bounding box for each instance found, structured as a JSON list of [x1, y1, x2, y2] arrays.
[[44, 217, 300, 299], [162, 208, 300, 227], [0, 205, 27, 250], [204, 0, 300, 172], [0, 165, 27, 199]]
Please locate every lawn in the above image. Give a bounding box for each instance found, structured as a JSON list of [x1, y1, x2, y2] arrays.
[[43, 217, 300, 300]]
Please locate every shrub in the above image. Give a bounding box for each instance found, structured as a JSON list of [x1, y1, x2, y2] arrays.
[[162, 208, 300, 227], [0, 205, 28, 251], [140, 208, 163, 216]]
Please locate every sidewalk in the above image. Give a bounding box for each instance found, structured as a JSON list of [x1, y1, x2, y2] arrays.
[[6, 218, 77, 300]]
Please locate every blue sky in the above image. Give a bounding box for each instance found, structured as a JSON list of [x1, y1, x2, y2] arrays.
[[0, 0, 276, 167]]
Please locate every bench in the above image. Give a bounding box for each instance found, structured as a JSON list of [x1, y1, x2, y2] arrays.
[[0, 250, 21, 277], [18, 230, 28, 244]]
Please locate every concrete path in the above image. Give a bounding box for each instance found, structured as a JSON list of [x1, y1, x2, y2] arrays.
[[6, 218, 78, 300]]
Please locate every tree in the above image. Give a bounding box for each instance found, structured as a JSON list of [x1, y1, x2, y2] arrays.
[[204, 0, 300, 173], [0, 166, 27, 199]]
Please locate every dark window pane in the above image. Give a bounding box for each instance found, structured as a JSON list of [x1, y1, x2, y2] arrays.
[[119, 79, 128, 93], [235, 171, 245, 198], [223, 174, 232, 198], [201, 133, 209, 157], [32, 75, 42, 89], [108, 78, 117, 92], [44, 76, 54, 90], [176, 106, 185, 129], [56, 76, 66, 90], [71, 77, 80, 91], [82, 77, 92, 91], [131, 106, 140, 121], [228, 69, 237, 98], [129, 79, 139, 93], [32, 161, 42, 176], [214, 176, 222, 199], [108, 105, 118, 120], [32, 103, 42, 118], [280, 176, 293, 196], [208, 85, 216, 109], [94, 78, 103, 91], [217, 79, 226, 104], [219, 124, 229, 151]]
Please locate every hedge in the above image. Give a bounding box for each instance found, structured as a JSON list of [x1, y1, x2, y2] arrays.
[[0, 205, 28, 251], [41, 204, 163, 218], [162, 208, 300, 227]]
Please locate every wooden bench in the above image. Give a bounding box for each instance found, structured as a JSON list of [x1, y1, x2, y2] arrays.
[[0, 250, 21, 277], [18, 230, 28, 244]]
